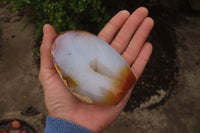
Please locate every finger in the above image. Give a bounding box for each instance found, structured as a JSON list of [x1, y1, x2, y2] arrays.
[[131, 42, 153, 80], [122, 17, 154, 65], [40, 24, 57, 70], [111, 7, 148, 54], [98, 10, 130, 43]]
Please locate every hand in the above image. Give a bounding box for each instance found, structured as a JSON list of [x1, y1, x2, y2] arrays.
[[39, 7, 154, 133]]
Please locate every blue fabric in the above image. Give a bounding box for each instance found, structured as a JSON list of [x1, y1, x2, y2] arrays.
[[45, 116, 94, 133]]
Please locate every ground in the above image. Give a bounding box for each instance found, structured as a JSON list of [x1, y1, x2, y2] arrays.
[[0, 5, 46, 113], [0, 4, 200, 133]]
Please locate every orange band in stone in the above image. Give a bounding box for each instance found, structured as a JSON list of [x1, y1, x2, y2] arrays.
[[102, 66, 136, 105]]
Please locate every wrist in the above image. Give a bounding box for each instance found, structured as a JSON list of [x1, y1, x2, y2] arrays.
[[48, 111, 103, 133], [45, 116, 94, 133]]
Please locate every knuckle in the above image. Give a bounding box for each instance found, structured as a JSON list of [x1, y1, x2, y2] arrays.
[[40, 44, 45, 54]]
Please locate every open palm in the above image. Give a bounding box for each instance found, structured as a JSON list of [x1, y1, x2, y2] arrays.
[[39, 7, 154, 133]]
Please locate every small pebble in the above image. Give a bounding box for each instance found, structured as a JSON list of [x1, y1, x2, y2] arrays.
[[11, 120, 21, 130], [0, 129, 8, 133]]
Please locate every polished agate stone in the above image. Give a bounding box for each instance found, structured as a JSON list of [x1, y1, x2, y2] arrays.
[[52, 31, 136, 105]]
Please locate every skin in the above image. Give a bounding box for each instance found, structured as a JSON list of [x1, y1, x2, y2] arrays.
[[39, 7, 154, 133]]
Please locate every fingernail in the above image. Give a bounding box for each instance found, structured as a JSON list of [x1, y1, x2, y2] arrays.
[[43, 24, 48, 34]]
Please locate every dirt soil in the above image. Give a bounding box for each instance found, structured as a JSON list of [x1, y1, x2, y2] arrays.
[[0, 5, 46, 114], [0, 4, 200, 133], [104, 10, 200, 133]]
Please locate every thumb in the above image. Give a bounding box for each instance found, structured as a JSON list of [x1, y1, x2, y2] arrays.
[[40, 24, 57, 70]]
